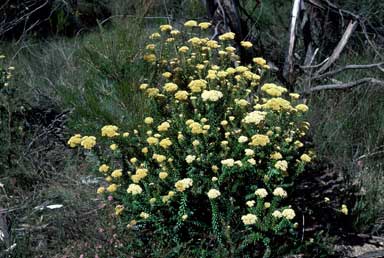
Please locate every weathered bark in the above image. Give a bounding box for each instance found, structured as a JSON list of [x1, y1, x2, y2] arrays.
[[205, 0, 251, 62], [283, 0, 302, 85]]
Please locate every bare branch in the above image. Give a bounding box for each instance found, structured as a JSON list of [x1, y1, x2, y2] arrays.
[[359, 21, 384, 59], [302, 77, 384, 94], [283, 0, 302, 84], [312, 62, 384, 80], [314, 20, 358, 75]]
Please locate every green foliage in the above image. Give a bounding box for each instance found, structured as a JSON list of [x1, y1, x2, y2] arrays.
[[59, 18, 152, 135]]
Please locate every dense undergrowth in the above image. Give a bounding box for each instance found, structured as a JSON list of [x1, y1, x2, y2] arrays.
[[1, 0, 383, 257]]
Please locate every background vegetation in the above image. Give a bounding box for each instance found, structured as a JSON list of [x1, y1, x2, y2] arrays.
[[1, 0, 383, 257]]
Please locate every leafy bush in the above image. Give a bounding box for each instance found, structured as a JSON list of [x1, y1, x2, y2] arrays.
[[68, 22, 314, 256]]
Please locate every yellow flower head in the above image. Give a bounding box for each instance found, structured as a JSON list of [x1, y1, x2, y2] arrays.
[[273, 187, 287, 198], [159, 138, 173, 149], [272, 210, 282, 218], [111, 169, 123, 178], [199, 22, 211, 29], [110, 144, 118, 151], [144, 117, 154, 124], [178, 46, 189, 53], [206, 40, 219, 49], [341, 204, 348, 215], [184, 20, 198, 27], [300, 154, 311, 163], [261, 83, 288, 97], [81, 136, 96, 149], [175, 178, 193, 192], [207, 189, 221, 199], [240, 41, 253, 48], [159, 172, 168, 180], [139, 83, 148, 90], [153, 154, 167, 163], [170, 30, 180, 36], [249, 134, 270, 147], [143, 54, 156, 63], [67, 134, 82, 147], [140, 212, 150, 219], [243, 111, 267, 125], [127, 183, 143, 195], [163, 83, 178, 92], [275, 160, 288, 171], [255, 188, 268, 198], [160, 24, 172, 32], [188, 37, 202, 46], [219, 32, 235, 41], [107, 183, 118, 192], [246, 200, 255, 207], [115, 205, 124, 216], [189, 122, 203, 134], [188, 79, 207, 93], [185, 155, 196, 164], [244, 149, 255, 156], [241, 213, 257, 225], [221, 158, 235, 167], [146, 87, 160, 97], [147, 136, 159, 145], [158, 121, 170, 132], [174, 90, 189, 101], [201, 90, 223, 102], [262, 98, 293, 111], [289, 93, 300, 99], [270, 152, 283, 160], [146, 44, 156, 50], [162, 72, 172, 78], [282, 208, 296, 220], [149, 32, 161, 39], [253, 57, 267, 66], [296, 104, 309, 112], [97, 186, 105, 194]]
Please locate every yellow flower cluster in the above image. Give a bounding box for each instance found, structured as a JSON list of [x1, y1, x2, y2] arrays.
[[67, 134, 98, 149], [127, 183, 143, 195], [255, 188, 268, 199], [201, 90, 223, 102], [80, 136, 96, 149], [175, 178, 193, 192], [131, 168, 148, 183], [261, 83, 288, 97], [101, 125, 119, 137], [207, 189, 221, 199], [242, 110, 267, 125], [188, 79, 207, 93], [241, 214, 258, 225], [249, 134, 270, 146]]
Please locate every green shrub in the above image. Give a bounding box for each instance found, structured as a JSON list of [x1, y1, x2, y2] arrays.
[[68, 21, 316, 257]]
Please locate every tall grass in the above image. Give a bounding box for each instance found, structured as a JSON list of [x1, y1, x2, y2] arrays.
[[304, 49, 384, 233]]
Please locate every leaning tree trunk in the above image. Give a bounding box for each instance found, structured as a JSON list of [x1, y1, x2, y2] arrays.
[[205, 0, 251, 62]]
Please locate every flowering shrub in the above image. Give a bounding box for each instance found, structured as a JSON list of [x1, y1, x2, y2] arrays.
[[69, 21, 313, 256]]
